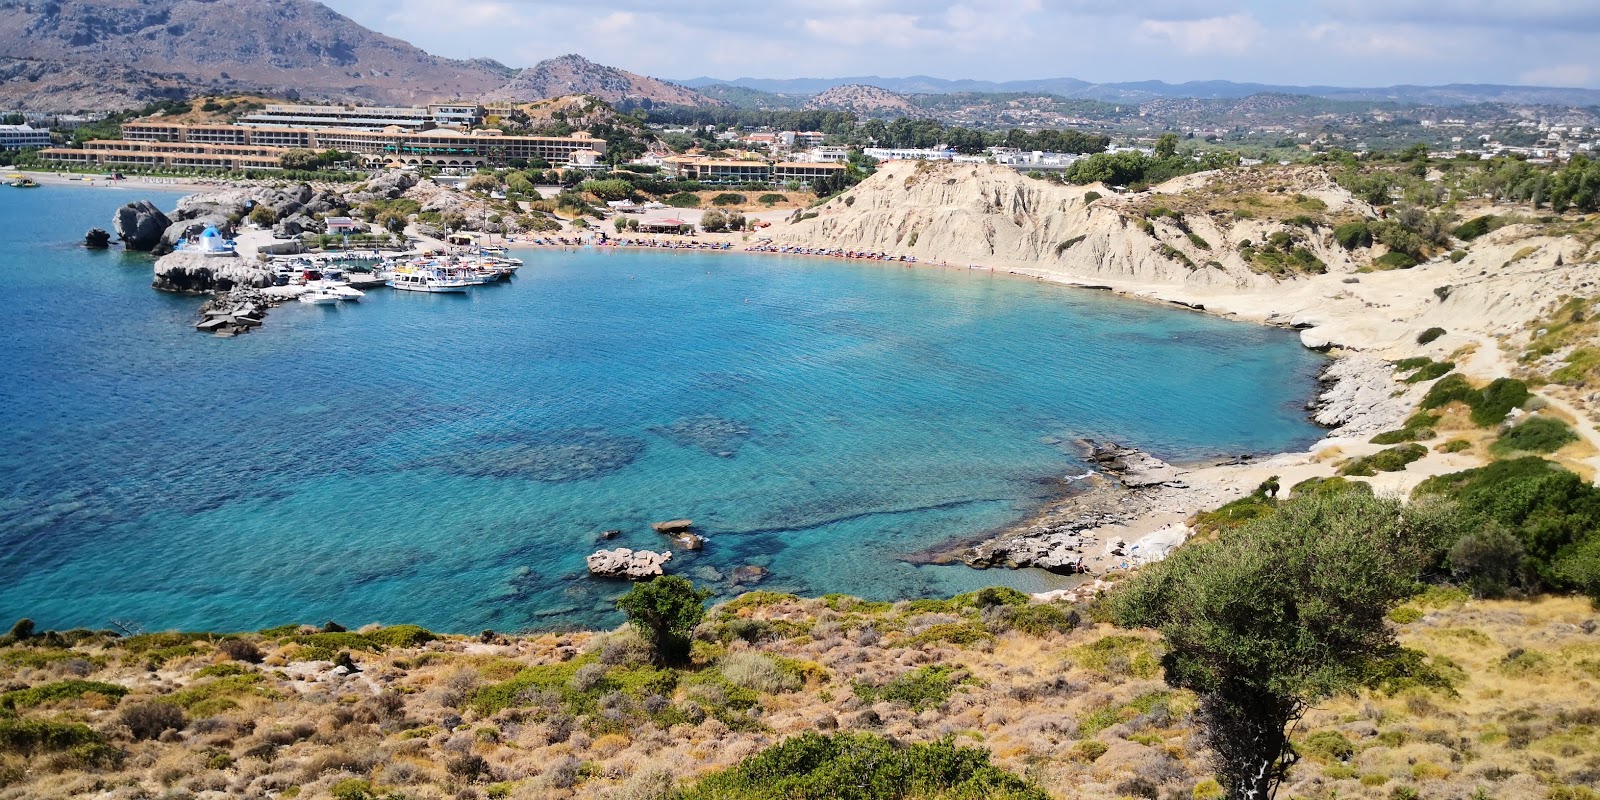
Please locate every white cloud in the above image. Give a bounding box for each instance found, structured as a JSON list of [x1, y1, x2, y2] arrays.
[[1134, 13, 1263, 56], [1520, 64, 1595, 87]]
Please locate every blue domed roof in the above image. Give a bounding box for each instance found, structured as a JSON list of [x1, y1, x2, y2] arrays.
[[201, 226, 220, 238]]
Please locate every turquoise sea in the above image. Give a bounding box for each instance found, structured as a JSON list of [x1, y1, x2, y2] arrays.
[[0, 185, 1327, 633]]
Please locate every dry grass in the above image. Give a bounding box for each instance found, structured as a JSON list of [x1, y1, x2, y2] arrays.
[[0, 594, 1594, 799]]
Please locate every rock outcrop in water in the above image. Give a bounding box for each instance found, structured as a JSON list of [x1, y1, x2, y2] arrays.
[[152, 251, 274, 293], [83, 228, 111, 249], [113, 200, 171, 251], [587, 548, 672, 579]]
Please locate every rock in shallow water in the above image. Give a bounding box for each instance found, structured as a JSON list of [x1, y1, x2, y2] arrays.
[[587, 548, 671, 579], [112, 200, 171, 251]]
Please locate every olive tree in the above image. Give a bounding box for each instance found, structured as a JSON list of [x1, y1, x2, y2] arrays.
[[1111, 493, 1448, 800], [615, 576, 712, 666]]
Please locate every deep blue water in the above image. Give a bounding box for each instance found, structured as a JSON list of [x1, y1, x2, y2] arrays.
[[0, 185, 1327, 633]]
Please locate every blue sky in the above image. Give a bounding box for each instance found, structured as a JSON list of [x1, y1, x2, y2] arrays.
[[322, 0, 1600, 88]]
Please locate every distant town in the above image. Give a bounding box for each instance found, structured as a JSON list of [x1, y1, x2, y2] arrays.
[[5, 91, 1597, 188]]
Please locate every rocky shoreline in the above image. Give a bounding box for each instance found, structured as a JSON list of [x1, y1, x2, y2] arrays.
[[949, 351, 1409, 581]]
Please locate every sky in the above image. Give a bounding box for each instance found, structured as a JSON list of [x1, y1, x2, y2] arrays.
[[320, 0, 1600, 89]]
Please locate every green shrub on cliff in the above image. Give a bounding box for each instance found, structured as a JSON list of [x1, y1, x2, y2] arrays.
[[1490, 417, 1578, 456], [1339, 444, 1427, 476], [1421, 375, 1530, 426], [1414, 457, 1600, 600]]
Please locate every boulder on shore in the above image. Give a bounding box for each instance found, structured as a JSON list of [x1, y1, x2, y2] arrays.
[[84, 228, 111, 249], [152, 251, 273, 293], [112, 200, 171, 251], [586, 548, 671, 580]]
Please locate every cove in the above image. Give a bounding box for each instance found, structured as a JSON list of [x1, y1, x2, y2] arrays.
[[0, 186, 1327, 632]]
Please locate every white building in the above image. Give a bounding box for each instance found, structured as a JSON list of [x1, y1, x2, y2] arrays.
[[240, 103, 485, 132], [0, 124, 51, 150], [800, 146, 849, 163], [863, 146, 954, 162]]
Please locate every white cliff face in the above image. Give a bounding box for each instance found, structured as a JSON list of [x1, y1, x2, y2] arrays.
[[770, 162, 1597, 364]]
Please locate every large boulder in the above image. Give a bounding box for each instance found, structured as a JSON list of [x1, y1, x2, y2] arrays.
[[152, 251, 274, 293], [112, 200, 172, 251], [84, 228, 111, 249], [347, 171, 418, 203]]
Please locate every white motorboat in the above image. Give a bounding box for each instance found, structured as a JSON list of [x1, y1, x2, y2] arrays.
[[324, 284, 365, 301], [298, 289, 341, 305], [388, 268, 472, 293]]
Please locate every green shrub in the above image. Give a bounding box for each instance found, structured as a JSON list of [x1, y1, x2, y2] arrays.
[[0, 718, 105, 754], [1439, 439, 1472, 453], [757, 193, 786, 205], [1421, 375, 1530, 427], [364, 625, 437, 648], [1490, 417, 1578, 455], [0, 680, 127, 710], [1413, 457, 1600, 600], [853, 665, 965, 711], [1187, 232, 1212, 250], [665, 192, 701, 208], [1193, 492, 1277, 533], [1449, 250, 1467, 263], [1362, 647, 1463, 696], [1448, 525, 1526, 597], [1289, 476, 1372, 498], [1473, 379, 1531, 426], [1417, 327, 1447, 345], [1403, 361, 1455, 384], [1299, 730, 1356, 763], [900, 622, 992, 648], [1452, 215, 1498, 241], [1340, 444, 1427, 476], [1334, 221, 1374, 250], [711, 193, 747, 206], [960, 586, 1031, 608], [678, 731, 1049, 800], [1375, 251, 1420, 269], [1083, 191, 1102, 204], [1421, 373, 1477, 410]]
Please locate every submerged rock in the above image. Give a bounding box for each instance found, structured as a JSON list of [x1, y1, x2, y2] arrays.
[[587, 548, 671, 579], [651, 519, 694, 534], [649, 415, 752, 457], [112, 200, 171, 251], [414, 429, 645, 483]]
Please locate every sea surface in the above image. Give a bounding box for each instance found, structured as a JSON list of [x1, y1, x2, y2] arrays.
[[0, 185, 1328, 633]]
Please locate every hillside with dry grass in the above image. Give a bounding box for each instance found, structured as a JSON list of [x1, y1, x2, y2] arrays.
[[1, 588, 1595, 800]]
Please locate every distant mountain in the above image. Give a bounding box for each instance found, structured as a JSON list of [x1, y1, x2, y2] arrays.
[[680, 75, 1600, 107], [803, 84, 914, 115], [693, 84, 805, 110], [484, 55, 720, 108], [0, 0, 515, 111]]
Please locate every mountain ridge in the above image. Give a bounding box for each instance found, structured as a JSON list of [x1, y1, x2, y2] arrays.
[[678, 75, 1600, 106]]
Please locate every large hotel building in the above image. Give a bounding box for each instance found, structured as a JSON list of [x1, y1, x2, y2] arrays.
[[38, 103, 607, 172]]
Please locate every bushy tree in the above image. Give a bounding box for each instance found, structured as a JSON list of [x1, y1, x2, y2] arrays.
[[615, 576, 712, 666], [1112, 493, 1444, 800]]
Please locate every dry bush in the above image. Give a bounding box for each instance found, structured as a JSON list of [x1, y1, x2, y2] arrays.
[[119, 701, 187, 740], [720, 652, 800, 694]]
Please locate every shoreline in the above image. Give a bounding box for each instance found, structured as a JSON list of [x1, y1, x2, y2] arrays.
[[97, 180, 1530, 603]]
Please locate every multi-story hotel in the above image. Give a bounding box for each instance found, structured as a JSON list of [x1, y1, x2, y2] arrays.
[[42, 122, 606, 171], [772, 162, 848, 183], [0, 124, 51, 150], [238, 103, 487, 132]]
